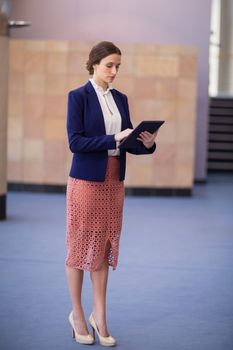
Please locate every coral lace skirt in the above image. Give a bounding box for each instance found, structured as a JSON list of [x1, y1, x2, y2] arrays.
[[65, 156, 124, 271]]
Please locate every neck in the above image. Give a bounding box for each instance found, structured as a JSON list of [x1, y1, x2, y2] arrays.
[[92, 76, 108, 91]]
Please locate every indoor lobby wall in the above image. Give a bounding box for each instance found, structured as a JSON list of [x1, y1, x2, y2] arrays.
[[10, 0, 212, 182], [8, 39, 197, 192]]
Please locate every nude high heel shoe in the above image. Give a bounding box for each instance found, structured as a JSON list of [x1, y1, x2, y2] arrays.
[[69, 311, 94, 345], [89, 313, 116, 347]]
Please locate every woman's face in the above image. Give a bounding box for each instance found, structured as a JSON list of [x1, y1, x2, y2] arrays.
[[93, 54, 121, 86]]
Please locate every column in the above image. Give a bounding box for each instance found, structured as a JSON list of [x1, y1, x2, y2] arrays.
[[0, 10, 9, 220]]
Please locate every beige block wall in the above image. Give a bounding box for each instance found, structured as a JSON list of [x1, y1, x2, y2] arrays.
[[7, 40, 197, 188]]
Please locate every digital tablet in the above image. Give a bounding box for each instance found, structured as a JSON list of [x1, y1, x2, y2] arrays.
[[118, 120, 165, 149]]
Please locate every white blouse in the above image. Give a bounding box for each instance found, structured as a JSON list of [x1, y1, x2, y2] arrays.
[[89, 78, 121, 156]]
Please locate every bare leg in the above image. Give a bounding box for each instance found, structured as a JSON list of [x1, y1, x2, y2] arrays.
[[90, 243, 111, 337], [66, 266, 89, 335]]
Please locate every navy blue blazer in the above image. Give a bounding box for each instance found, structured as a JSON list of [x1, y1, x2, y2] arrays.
[[67, 81, 156, 181]]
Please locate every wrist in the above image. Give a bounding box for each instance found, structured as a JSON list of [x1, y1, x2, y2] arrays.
[[115, 133, 120, 142], [144, 142, 154, 149]]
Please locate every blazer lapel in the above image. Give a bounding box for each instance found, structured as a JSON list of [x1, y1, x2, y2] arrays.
[[85, 81, 106, 134], [84, 81, 127, 133]]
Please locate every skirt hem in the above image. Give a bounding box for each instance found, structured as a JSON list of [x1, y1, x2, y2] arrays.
[[65, 261, 117, 272]]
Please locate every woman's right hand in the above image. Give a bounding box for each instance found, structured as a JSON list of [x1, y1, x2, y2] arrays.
[[115, 128, 133, 142]]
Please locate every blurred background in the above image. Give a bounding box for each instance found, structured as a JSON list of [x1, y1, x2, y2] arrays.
[[1, 0, 233, 216], [0, 1, 233, 350]]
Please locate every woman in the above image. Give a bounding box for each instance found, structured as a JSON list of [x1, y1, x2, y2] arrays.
[[65, 41, 157, 346]]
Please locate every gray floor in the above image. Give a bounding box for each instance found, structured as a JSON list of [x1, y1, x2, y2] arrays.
[[0, 174, 233, 350]]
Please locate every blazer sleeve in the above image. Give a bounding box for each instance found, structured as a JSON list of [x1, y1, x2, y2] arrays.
[[123, 96, 156, 155], [67, 90, 117, 153]]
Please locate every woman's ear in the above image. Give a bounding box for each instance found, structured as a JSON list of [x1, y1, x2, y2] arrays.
[[93, 62, 100, 72]]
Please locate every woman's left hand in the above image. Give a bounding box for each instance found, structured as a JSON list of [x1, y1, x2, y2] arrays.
[[137, 130, 158, 149]]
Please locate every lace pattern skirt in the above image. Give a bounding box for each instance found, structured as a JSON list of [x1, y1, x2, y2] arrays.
[[65, 156, 124, 271]]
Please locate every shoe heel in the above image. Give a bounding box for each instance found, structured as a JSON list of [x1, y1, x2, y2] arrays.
[[72, 327, 75, 339], [91, 326, 95, 340]]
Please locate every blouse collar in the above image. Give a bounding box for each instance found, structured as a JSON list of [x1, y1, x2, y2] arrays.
[[89, 78, 113, 95]]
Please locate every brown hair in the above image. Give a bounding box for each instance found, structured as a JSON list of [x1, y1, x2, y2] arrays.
[[86, 41, 121, 75]]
